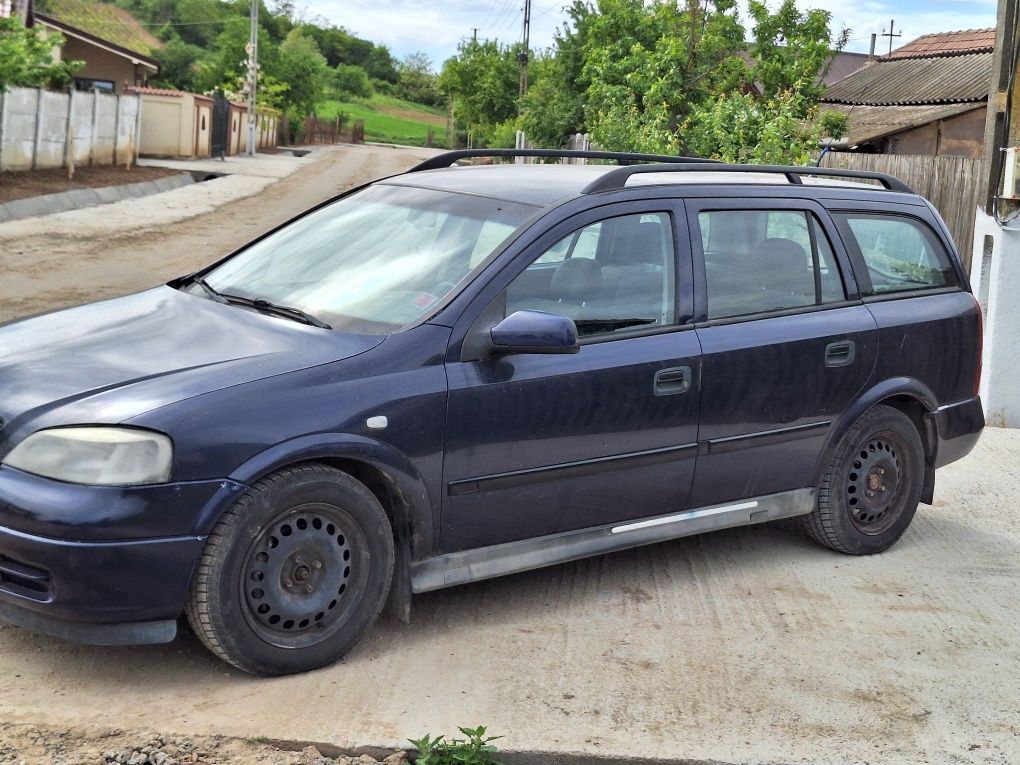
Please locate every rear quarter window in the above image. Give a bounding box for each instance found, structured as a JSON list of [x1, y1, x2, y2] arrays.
[[835, 213, 958, 295]]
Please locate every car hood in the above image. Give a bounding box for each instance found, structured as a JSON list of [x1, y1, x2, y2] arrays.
[[0, 287, 384, 441]]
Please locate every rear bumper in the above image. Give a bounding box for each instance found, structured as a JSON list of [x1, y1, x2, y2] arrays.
[[933, 396, 984, 469]]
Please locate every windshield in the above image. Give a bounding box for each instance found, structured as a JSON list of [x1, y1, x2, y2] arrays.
[[202, 184, 536, 333]]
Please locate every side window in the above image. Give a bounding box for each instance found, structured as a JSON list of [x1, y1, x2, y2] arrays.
[[505, 212, 676, 337], [533, 223, 602, 264], [698, 209, 845, 320], [835, 213, 957, 294]]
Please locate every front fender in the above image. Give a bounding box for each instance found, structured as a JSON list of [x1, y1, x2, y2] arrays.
[[196, 433, 437, 560]]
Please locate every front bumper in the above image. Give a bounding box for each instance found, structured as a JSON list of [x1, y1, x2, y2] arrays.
[[0, 466, 245, 644]]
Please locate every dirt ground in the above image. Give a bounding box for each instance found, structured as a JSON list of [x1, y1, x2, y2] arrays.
[[0, 145, 1017, 765], [0, 165, 180, 204]]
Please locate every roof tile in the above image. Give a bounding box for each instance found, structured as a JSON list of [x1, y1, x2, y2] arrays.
[[888, 28, 995, 59]]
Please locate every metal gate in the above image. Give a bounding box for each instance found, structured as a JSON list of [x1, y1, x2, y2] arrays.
[[210, 92, 230, 160]]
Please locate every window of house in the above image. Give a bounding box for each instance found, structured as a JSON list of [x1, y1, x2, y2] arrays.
[[698, 210, 845, 320], [834, 213, 957, 294], [505, 212, 676, 337], [74, 78, 114, 93]]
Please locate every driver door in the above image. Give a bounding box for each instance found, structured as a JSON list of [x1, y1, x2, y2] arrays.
[[439, 201, 702, 553]]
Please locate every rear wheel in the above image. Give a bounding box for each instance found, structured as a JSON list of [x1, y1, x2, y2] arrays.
[[186, 464, 394, 676], [803, 405, 924, 555]]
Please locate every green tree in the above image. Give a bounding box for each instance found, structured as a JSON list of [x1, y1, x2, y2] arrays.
[[0, 17, 81, 90], [438, 39, 519, 145], [686, 90, 822, 164], [152, 35, 205, 91], [332, 64, 372, 100], [748, 0, 848, 108], [397, 52, 443, 107], [275, 28, 330, 115]]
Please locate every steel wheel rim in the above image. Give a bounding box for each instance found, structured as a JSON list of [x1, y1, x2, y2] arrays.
[[240, 502, 369, 649], [845, 430, 908, 535]]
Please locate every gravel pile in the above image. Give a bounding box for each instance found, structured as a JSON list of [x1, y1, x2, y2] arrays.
[[0, 725, 411, 765]]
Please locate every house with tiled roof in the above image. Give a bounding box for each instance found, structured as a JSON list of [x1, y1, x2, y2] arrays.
[[821, 28, 994, 158], [29, 0, 161, 94]]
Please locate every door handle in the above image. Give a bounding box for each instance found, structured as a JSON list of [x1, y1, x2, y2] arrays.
[[654, 366, 691, 396], [824, 340, 856, 367]]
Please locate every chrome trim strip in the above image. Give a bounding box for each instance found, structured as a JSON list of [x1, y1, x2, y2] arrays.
[[611, 500, 758, 534]]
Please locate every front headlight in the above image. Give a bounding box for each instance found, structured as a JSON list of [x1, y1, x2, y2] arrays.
[[3, 427, 173, 486]]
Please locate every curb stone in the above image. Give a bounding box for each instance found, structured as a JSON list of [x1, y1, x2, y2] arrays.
[[0, 173, 194, 223]]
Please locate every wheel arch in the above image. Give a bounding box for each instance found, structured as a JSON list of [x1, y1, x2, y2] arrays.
[[207, 433, 438, 623], [816, 377, 939, 504]]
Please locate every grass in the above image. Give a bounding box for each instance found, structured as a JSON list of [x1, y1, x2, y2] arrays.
[[317, 93, 448, 148]]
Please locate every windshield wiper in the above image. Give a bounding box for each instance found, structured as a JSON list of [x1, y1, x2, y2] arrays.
[[223, 294, 333, 330], [180, 274, 331, 329], [186, 275, 228, 304]]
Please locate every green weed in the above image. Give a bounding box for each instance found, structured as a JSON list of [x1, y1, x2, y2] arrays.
[[408, 725, 503, 765]]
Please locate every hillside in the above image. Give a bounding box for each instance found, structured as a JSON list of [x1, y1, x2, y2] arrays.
[[319, 94, 448, 147], [34, 0, 162, 55]]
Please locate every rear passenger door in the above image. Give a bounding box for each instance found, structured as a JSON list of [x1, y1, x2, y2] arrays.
[[686, 198, 878, 508]]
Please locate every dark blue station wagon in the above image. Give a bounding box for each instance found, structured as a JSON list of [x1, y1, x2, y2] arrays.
[[0, 151, 984, 675]]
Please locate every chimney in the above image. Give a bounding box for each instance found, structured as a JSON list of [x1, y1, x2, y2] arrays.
[[868, 33, 877, 61]]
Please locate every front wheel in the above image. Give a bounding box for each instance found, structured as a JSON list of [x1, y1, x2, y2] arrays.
[[186, 464, 394, 676], [803, 405, 924, 555]]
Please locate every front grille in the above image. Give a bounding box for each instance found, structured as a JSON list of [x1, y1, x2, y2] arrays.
[[0, 553, 51, 601]]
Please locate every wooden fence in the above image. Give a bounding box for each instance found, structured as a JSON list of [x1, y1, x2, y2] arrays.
[[820, 152, 983, 271], [276, 116, 364, 146]]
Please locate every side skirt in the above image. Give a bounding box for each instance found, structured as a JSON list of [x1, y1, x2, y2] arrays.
[[410, 487, 815, 593]]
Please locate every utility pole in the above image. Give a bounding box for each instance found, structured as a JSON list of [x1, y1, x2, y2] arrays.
[[517, 0, 531, 101], [982, 0, 1019, 212], [472, 27, 478, 42], [245, 0, 258, 158], [881, 19, 901, 56]]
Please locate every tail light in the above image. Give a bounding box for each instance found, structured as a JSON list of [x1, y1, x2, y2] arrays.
[[972, 293, 983, 397]]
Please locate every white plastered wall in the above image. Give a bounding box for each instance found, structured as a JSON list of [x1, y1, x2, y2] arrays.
[[971, 208, 1020, 427]]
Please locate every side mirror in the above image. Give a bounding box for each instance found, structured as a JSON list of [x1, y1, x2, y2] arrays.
[[490, 310, 580, 355]]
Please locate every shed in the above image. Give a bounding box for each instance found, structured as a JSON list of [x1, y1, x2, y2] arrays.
[[822, 29, 994, 158]]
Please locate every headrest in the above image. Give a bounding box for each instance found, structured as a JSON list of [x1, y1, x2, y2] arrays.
[[550, 257, 603, 303], [602, 217, 663, 267]]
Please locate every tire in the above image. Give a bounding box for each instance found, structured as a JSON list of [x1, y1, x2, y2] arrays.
[[186, 464, 394, 676], [802, 405, 924, 555]]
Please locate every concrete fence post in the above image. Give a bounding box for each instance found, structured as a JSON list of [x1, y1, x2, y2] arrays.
[[89, 90, 99, 167], [64, 89, 76, 179], [132, 94, 142, 165], [31, 87, 44, 170], [0, 89, 7, 173], [113, 94, 122, 165]]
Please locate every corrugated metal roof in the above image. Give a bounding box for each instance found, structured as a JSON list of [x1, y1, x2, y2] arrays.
[[888, 28, 995, 59], [823, 103, 985, 144], [822, 52, 992, 106]]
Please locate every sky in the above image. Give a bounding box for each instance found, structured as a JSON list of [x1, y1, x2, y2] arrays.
[[299, 0, 999, 70]]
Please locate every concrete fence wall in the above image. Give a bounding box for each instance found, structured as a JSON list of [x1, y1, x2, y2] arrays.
[[0, 87, 141, 172]]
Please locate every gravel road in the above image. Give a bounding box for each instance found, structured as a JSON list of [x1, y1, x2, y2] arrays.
[[0, 145, 1017, 765]]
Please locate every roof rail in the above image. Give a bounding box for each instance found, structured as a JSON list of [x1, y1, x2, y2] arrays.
[[408, 149, 718, 173], [581, 163, 914, 194]]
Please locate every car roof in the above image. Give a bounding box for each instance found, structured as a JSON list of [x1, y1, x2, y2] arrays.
[[381, 164, 616, 206], [381, 162, 895, 208]]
